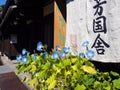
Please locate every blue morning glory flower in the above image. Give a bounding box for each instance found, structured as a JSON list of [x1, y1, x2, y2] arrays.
[[79, 53, 85, 58], [42, 52, 48, 58], [63, 47, 70, 54], [86, 50, 95, 59], [21, 55, 28, 64], [56, 45, 60, 51], [60, 52, 65, 58], [22, 48, 26, 55], [82, 41, 89, 47], [36, 41, 42, 51], [32, 54, 36, 61], [16, 55, 21, 61], [52, 52, 59, 60]]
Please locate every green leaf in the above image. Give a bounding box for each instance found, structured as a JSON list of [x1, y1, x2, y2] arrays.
[[71, 58, 77, 64], [94, 81, 103, 90], [30, 65, 37, 74], [93, 81, 101, 88], [82, 65, 96, 74], [102, 81, 111, 90], [65, 70, 71, 77], [75, 84, 86, 90], [46, 74, 56, 84], [110, 71, 119, 77], [24, 64, 32, 72], [85, 60, 94, 67], [16, 65, 25, 74], [48, 80, 56, 90], [31, 62, 36, 65], [113, 78, 120, 89], [16, 63, 22, 69], [71, 65, 78, 71], [103, 85, 111, 90], [42, 62, 50, 70], [57, 62, 63, 68], [82, 75, 95, 87], [38, 71, 47, 79], [63, 59, 71, 67], [29, 78, 37, 86]]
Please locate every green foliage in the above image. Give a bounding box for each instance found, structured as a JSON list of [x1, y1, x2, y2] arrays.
[[113, 78, 120, 89], [75, 84, 86, 90], [16, 44, 120, 90]]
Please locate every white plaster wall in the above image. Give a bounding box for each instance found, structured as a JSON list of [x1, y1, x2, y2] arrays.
[[66, 0, 120, 62]]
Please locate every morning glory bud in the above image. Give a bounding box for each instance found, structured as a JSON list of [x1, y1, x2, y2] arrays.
[[32, 54, 36, 61], [56, 45, 60, 51], [22, 48, 26, 55], [36, 41, 42, 51]]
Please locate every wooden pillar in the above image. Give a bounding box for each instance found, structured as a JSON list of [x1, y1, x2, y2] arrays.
[[54, 0, 66, 49]]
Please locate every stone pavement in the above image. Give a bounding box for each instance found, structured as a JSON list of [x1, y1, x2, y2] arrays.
[[0, 65, 13, 74], [0, 55, 32, 90]]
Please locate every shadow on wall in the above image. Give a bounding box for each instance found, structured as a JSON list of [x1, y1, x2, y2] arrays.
[[66, 0, 74, 4]]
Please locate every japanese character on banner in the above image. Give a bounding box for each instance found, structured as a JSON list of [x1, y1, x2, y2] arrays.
[[93, 16, 107, 33], [93, 0, 107, 16], [91, 34, 110, 55]]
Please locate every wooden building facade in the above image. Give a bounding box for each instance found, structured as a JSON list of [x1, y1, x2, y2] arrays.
[[0, 0, 66, 58]]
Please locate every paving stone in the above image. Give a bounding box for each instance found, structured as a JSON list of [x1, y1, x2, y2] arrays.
[[0, 56, 32, 90], [0, 72, 28, 90]]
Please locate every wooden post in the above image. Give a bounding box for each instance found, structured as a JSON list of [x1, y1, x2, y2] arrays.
[[54, 0, 66, 49]]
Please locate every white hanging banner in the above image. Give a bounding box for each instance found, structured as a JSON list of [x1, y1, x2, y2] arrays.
[[66, 0, 120, 62]]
